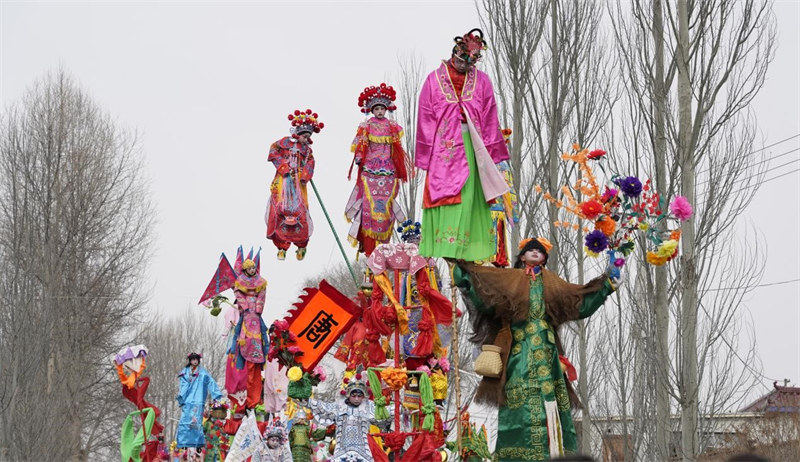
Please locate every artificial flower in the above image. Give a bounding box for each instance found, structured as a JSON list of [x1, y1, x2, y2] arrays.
[[614, 257, 626, 268], [381, 367, 408, 391], [288, 346, 302, 354], [585, 230, 609, 253], [580, 200, 604, 219], [274, 319, 289, 330], [287, 366, 303, 382], [601, 188, 619, 203], [595, 216, 617, 236], [646, 251, 668, 266], [669, 196, 693, 221], [437, 357, 451, 372], [638, 223, 649, 231], [669, 229, 682, 241], [588, 149, 607, 159], [656, 240, 679, 258], [616, 176, 643, 198], [584, 247, 600, 258], [312, 365, 327, 382]]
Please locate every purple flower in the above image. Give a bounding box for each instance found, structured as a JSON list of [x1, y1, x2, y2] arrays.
[[585, 230, 609, 253], [616, 176, 643, 198]]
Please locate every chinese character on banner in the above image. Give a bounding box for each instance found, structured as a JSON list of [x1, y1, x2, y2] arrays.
[[285, 280, 360, 371]]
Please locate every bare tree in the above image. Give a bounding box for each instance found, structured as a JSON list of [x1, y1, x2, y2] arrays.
[[394, 52, 426, 223], [0, 70, 154, 460], [136, 307, 229, 444]]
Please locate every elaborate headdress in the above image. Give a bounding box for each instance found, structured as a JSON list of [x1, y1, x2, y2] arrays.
[[358, 83, 397, 113], [341, 370, 369, 397], [241, 258, 255, 270], [452, 28, 487, 64], [186, 352, 202, 360], [264, 419, 286, 441], [397, 219, 422, 242], [287, 109, 324, 137]]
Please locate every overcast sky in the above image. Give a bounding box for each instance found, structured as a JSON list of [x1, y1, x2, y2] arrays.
[[2, 1, 798, 402]]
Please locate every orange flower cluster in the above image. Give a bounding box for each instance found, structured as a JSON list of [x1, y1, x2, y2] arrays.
[[380, 367, 408, 391], [536, 144, 612, 235]]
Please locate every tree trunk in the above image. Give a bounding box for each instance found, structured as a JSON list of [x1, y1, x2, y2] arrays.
[[652, 0, 672, 458], [546, 0, 561, 274], [677, 0, 699, 459]]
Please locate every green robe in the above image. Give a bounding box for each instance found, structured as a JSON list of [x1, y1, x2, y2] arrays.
[[455, 264, 614, 461]]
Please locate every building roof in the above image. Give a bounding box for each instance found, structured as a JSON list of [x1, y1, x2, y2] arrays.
[[740, 381, 800, 413]]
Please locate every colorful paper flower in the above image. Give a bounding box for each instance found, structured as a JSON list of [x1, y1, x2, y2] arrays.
[[601, 188, 619, 203], [616, 176, 643, 198], [381, 367, 408, 391], [646, 251, 668, 266], [656, 240, 679, 258], [288, 366, 303, 382], [669, 196, 693, 221], [585, 230, 609, 253], [588, 149, 607, 159], [580, 200, 604, 219], [595, 216, 617, 236]]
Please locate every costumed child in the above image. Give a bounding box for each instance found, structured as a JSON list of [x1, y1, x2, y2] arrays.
[[287, 408, 327, 462], [253, 419, 292, 462], [345, 83, 409, 256], [452, 237, 622, 461], [265, 109, 323, 261], [226, 257, 268, 410], [176, 353, 223, 451], [303, 373, 386, 462]]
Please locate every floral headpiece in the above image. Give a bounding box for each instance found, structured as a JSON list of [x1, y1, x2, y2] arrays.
[[358, 83, 397, 113], [397, 219, 421, 242], [452, 28, 487, 64], [288, 109, 324, 137]]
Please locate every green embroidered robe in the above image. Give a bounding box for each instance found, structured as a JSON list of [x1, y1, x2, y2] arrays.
[[454, 263, 614, 461]]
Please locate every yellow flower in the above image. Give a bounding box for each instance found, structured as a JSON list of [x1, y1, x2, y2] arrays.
[[638, 222, 649, 231], [584, 247, 599, 258], [656, 240, 678, 258], [288, 366, 303, 382]]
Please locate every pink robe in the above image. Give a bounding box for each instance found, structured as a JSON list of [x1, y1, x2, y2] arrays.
[[415, 61, 510, 203]]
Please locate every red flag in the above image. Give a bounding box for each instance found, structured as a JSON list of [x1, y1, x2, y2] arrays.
[[198, 254, 236, 304]]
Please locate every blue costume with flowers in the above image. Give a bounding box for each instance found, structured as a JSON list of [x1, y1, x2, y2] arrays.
[[176, 365, 223, 448]]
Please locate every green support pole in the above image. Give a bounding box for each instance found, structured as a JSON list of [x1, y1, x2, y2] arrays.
[[309, 179, 360, 290]]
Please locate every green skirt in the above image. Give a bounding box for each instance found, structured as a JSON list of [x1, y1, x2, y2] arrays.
[[420, 126, 495, 261]]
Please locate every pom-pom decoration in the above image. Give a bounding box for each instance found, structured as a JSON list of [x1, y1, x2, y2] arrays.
[[287, 109, 324, 138], [358, 83, 398, 113]]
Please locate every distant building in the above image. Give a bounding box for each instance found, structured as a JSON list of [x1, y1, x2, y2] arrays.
[[576, 382, 800, 461]]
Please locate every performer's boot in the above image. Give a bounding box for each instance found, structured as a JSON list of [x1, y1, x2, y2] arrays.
[[296, 247, 307, 261]]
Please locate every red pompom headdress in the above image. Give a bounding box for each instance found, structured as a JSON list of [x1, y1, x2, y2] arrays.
[[452, 28, 487, 64], [287, 109, 324, 137], [357, 83, 397, 114]]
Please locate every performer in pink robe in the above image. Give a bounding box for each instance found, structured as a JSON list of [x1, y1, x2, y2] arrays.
[[415, 28, 510, 261], [265, 109, 323, 261]]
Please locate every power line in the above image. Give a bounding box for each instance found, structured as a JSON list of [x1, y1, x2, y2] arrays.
[[696, 147, 800, 187], [696, 133, 800, 175], [705, 278, 800, 292], [699, 165, 800, 202]]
